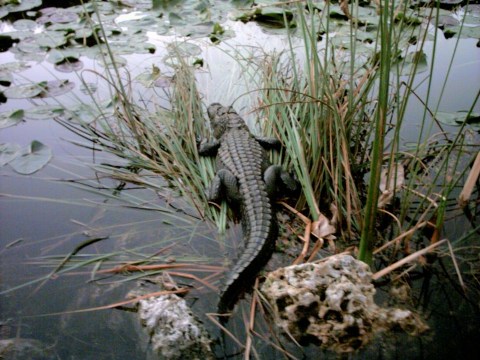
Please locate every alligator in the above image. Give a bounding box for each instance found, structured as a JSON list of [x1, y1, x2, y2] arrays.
[[198, 103, 297, 314]]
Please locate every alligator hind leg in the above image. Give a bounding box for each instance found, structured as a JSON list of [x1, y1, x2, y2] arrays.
[[264, 165, 298, 198], [208, 169, 241, 203]]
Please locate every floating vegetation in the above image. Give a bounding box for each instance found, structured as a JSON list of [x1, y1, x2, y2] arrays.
[[24, 104, 65, 120], [0, 0, 477, 70], [7, 140, 52, 175], [0, 142, 21, 166], [435, 110, 480, 131], [0, 109, 24, 128], [3, 83, 45, 99]]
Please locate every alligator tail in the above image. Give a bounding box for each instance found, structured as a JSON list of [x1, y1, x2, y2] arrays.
[[217, 204, 277, 315]]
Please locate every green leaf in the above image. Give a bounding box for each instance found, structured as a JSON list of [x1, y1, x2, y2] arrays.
[[9, 140, 52, 175], [435, 111, 480, 129], [3, 0, 41, 13], [392, 51, 428, 75], [3, 83, 44, 99], [0, 109, 24, 128], [0, 143, 21, 167], [24, 105, 65, 120]]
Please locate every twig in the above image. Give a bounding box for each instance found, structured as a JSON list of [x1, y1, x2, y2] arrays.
[[206, 313, 245, 349], [306, 238, 324, 262], [245, 278, 260, 360], [32, 236, 108, 294], [373, 221, 428, 254], [459, 151, 480, 208], [278, 201, 310, 224], [372, 239, 447, 280], [445, 240, 466, 291], [251, 330, 301, 360], [167, 271, 219, 291], [279, 201, 321, 264], [94, 263, 222, 274], [24, 288, 188, 318], [293, 221, 312, 265]]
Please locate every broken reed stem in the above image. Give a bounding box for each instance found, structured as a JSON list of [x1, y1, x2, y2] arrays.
[[373, 221, 428, 254], [293, 221, 312, 265], [372, 239, 447, 280], [91, 263, 222, 274], [459, 151, 480, 208], [306, 238, 324, 262], [166, 271, 219, 291], [245, 278, 260, 360], [279, 200, 320, 264], [25, 288, 189, 318], [251, 329, 300, 359], [206, 313, 245, 349], [446, 240, 466, 290]]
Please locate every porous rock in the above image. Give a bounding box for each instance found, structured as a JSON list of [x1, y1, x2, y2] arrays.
[[260, 254, 428, 353], [135, 293, 214, 360], [0, 338, 55, 360]]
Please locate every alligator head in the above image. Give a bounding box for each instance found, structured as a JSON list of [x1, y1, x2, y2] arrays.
[[207, 103, 249, 139]]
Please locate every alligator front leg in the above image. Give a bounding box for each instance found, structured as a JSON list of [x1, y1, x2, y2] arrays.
[[264, 165, 298, 198], [254, 136, 282, 150], [208, 169, 241, 203], [198, 139, 221, 156]]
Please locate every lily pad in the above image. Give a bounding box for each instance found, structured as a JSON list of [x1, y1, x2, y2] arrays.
[[17, 37, 44, 54], [3, 83, 45, 99], [97, 55, 128, 68], [0, 71, 13, 87], [61, 103, 111, 124], [12, 19, 38, 31], [0, 143, 21, 167], [208, 22, 235, 43], [169, 12, 186, 26], [0, 109, 24, 129], [3, 0, 42, 13], [445, 25, 480, 39], [24, 105, 65, 120], [435, 111, 480, 127], [136, 65, 173, 88], [0, 62, 30, 73], [73, 27, 94, 40], [35, 31, 68, 48], [167, 41, 202, 57], [11, 46, 46, 62], [439, 0, 463, 4], [79, 82, 98, 96], [116, 13, 159, 29], [9, 140, 52, 175], [435, 15, 460, 28], [0, 34, 19, 52], [55, 59, 84, 73], [392, 51, 428, 75], [105, 40, 156, 55], [49, 10, 79, 24], [0, 8, 8, 20], [46, 49, 81, 64], [236, 7, 295, 29], [177, 21, 214, 38], [37, 80, 75, 98]]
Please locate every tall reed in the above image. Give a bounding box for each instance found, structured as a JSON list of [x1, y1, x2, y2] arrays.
[[253, 1, 478, 266]]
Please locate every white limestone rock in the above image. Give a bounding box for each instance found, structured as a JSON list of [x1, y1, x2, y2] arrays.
[[136, 293, 214, 360], [261, 254, 428, 353]]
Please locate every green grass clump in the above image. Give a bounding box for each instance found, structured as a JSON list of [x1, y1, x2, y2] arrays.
[[251, 1, 479, 265], [67, 1, 478, 270]]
